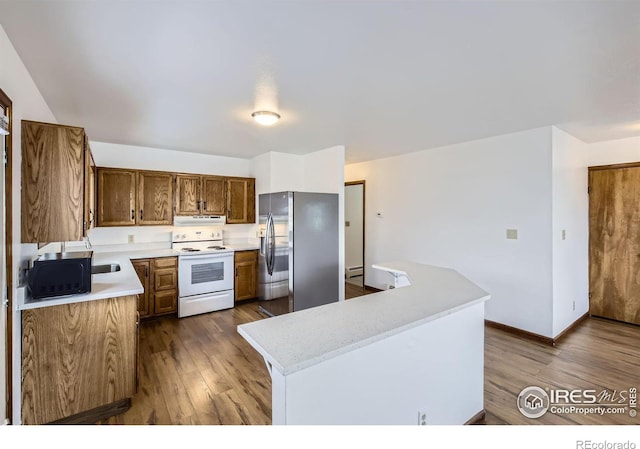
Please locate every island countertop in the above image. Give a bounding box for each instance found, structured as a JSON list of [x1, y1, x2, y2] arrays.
[[237, 261, 490, 376]]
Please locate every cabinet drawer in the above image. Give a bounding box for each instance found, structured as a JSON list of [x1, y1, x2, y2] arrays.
[[154, 289, 177, 315], [154, 268, 177, 291], [154, 257, 177, 269], [235, 250, 258, 263]]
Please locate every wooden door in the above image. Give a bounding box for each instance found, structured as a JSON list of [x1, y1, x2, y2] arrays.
[[589, 165, 640, 325], [235, 250, 258, 301], [132, 260, 151, 318], [175, 175, 201, 215], [97, 168, 136, 226], [226, 177, 255, 224], [137, 171, 173, 225], [202, 176, 226, 215], [21, 121, 85, 242]]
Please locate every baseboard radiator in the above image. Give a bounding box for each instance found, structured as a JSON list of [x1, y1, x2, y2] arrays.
[[345, 265, 364, 278]]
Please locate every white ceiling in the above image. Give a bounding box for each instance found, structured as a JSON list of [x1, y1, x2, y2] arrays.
[[1, 1, 639, 163]]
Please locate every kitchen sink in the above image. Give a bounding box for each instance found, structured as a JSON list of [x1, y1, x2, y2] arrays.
[[91, 263, 121, 274]]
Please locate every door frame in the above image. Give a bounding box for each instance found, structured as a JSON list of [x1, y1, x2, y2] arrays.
[[588, 162, 640, 320], [345, 180, 366, 288], [0, 87, 13, 422]]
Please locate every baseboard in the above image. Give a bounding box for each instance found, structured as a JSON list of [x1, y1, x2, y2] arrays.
[[484, 320, 554, 346], [49, 398, 131, 424], [364, 284, 383, 293], [552, 312, 589, 345], [464, 409, 486, 425]]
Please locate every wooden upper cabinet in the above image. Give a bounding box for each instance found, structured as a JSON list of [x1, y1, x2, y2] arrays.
[[137, 171, 173, 225], [21, 121, 86, 243], [97, 168, 137, 226], [175, 175, 202, 216], [226, 177, 256, 224], [202, 176, 226, 215]]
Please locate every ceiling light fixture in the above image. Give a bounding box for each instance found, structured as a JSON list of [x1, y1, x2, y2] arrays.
[[251, 110, 281, 126]]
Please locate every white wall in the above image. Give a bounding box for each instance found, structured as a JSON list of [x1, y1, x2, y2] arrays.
[[586, 136, 640, 167], [346, 128, 554, 337], [0, 23, 57, 424], [90, 141, 251, 176], [551, 127, 589, 336], [344, 183, 363, 270]]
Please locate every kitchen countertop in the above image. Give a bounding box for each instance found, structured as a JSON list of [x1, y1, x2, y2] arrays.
[[224, 242, 260, 251], [20, 251, 145, 310], [237, 261, 490, 376], [19, 248, 179, 311]]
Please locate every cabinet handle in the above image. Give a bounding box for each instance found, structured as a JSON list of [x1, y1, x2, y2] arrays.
[[131, 209, 135, 220], [235, 267, 238, 277], [140, 209, 143, 221], [203, 201, 207, 211], [196, 200, 201, 212]]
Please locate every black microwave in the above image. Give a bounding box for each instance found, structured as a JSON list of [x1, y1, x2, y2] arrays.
[[27, 251, 93, 300]]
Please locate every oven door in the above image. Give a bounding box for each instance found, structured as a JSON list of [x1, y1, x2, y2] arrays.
[[178, 253, 234, 297]]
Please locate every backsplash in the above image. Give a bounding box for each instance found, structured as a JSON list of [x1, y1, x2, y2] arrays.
[[39, 223, 260, 254]]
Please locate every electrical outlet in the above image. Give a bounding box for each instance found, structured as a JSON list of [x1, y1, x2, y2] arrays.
[[128, 234, 134, 244], [506, 229, 518, 240], [562, 229, 566, 240], [418, 410, 427, 425]]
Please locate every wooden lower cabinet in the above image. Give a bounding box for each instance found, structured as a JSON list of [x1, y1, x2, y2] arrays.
[[235, 250, 258, 302], [21, 295, 138, 424], [132, 256, 178, 318]]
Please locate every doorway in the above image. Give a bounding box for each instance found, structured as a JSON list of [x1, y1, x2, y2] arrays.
[[589, 163, 640, 325], [0, 88, 11, 423], [345, 181, 365, 295]]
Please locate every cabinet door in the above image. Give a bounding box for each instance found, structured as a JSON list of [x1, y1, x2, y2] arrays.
[[21, 295, 137, 424], [175, 175, 202, 215], [21, 121, 85, 242], [83, 136, 96, 235], [97, 168, 136, 226], [132, 260, 151, 318], [202, 176, 226, 215], [137, 171, 174, 225], [235, 250, 258, 301], [226, 177, 256, 224]]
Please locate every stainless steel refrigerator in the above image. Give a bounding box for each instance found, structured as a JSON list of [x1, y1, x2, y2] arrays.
[[258, 191, 339, 316]]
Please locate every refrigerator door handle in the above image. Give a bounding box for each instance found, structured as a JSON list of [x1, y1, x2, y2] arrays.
[[266, 212, 275, 275], [269, 213, 276, 276]]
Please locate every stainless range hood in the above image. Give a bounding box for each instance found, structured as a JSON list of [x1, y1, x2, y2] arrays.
[[173, 215, 226, 226]]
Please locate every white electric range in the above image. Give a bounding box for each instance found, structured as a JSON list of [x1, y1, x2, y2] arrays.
[[172, 229, 235, 318]]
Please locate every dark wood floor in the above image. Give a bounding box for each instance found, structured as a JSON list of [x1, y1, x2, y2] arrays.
[[104, 286, 640, 425]]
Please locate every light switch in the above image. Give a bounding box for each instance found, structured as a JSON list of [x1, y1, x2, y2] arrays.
[[506, 229, 518, 240], [345, 221, 351, 227], [562, 229, 566, 240]]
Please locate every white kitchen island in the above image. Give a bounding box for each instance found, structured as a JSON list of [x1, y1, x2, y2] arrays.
[[237, 261, 490, 425]]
